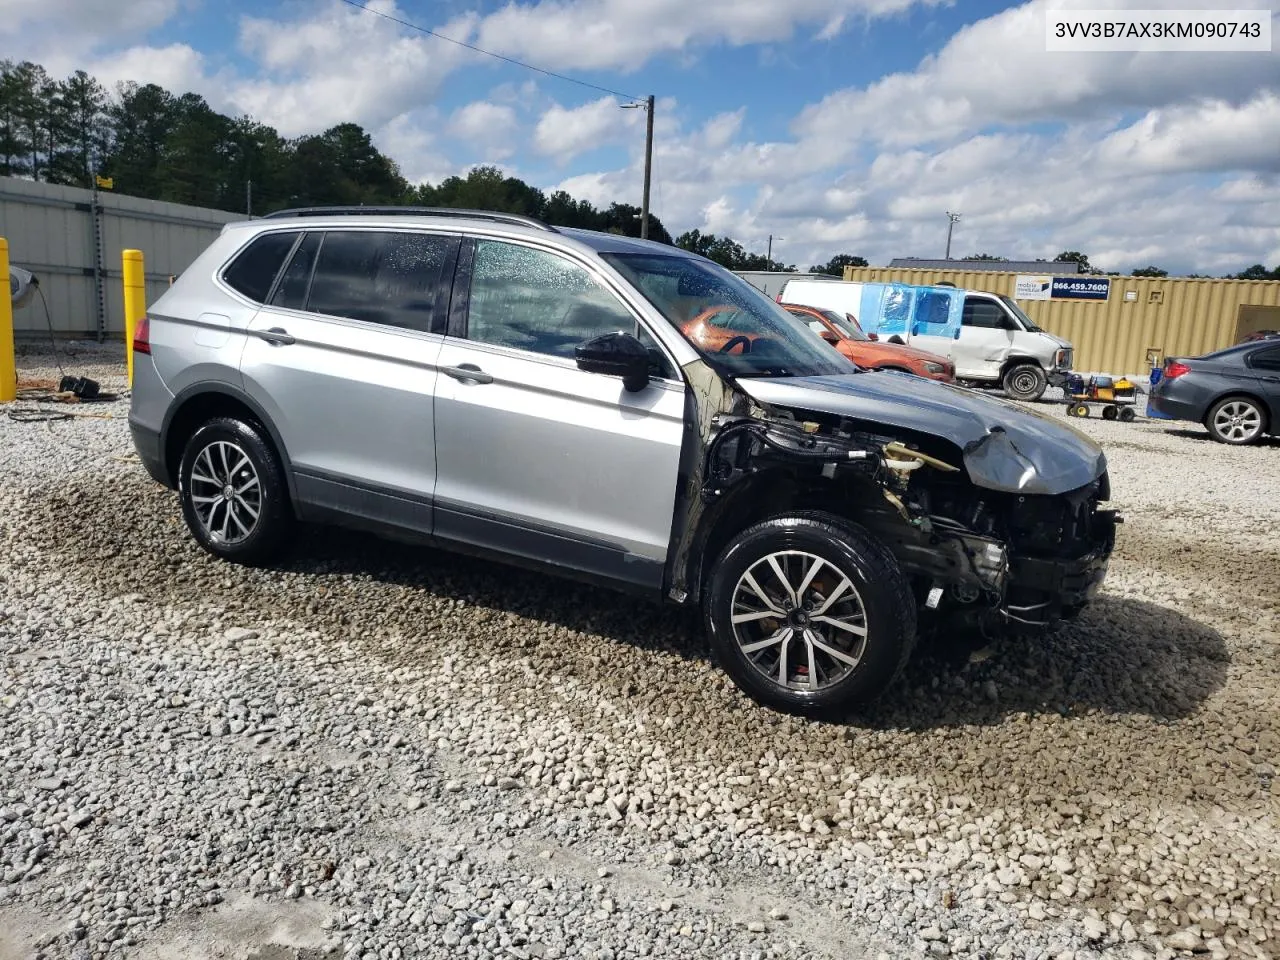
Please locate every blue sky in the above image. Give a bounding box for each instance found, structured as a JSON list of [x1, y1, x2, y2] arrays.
[[4, 0, 1279, 274]]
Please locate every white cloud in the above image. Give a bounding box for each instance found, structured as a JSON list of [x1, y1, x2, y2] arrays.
[[533, 97, 639, 160], [227, 3, 479, 137], [793, 0, 1279, 147], [448, 100, 519, 160], [475, 0, 939, 73], [85, 43, 209, 97], [1095, 93, 1280, 175]]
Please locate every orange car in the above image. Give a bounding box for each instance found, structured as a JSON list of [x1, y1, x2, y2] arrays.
[[779, 303, 955, 382]]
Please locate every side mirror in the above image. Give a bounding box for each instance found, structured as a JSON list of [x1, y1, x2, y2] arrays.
[[575, 332, 651, 392], [866, 332, 879, 342], [820, 331, 840, 344]]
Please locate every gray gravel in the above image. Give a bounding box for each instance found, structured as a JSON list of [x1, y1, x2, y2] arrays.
[[2, 346, 1277, 960]]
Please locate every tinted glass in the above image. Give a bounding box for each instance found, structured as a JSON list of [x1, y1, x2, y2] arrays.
[[222, 232, 297, 302], [1249, 346, 1280, 371], [467, 240, 636, 360], [962, 299, 1009, 329], [270, 232, 321, 310], [604, 254, 854, 379], [821, 310, 868, 341], [307, 231, 452, 332]]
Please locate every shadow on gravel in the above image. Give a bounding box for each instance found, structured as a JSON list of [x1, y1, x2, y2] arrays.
[[275, 526, 1228, 728], [25, 479, 1230, 730], [1162, 427, 1280, 448], [862, 595, 1232, 730]]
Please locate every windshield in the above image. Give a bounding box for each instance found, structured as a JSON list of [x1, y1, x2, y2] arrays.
[[821, 309, 869, 341], [603, 254, 857, 379], [1000, 295, 1043, 332]]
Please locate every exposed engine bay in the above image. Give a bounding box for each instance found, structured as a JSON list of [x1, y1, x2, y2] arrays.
[[669, 368, 1120, 636]]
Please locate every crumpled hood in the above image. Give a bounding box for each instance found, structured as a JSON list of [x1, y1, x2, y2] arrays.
[[736, 372, 1107, 496]]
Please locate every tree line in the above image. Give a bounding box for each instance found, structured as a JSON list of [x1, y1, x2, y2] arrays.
[[3, 60, 1273, 281]]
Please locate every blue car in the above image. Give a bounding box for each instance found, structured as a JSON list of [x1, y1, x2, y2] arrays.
[[1149, 341, 1280, 444]]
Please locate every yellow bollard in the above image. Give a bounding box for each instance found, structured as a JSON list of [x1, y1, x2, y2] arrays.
[[122, 249, 146, 387], [0, 238, 15, 403]]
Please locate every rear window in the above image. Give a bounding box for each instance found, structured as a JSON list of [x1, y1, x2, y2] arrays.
[[221, 232, 298, 302]]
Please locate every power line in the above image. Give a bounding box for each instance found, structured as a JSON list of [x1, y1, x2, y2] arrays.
[[336, 0, 644, 102]]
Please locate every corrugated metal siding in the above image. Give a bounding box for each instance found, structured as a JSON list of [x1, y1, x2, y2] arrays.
[[843, 267, 1280, 373], [1, 176, 239, 337]]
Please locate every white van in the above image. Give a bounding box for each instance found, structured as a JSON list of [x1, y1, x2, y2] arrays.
[[777, 277, 1074, 401]]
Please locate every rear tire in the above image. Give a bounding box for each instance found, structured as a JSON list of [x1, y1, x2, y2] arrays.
[[1206, 396, 1266, 445], [178, 417, 293, 565], [704, 512, 916, 718], [1003, 363, 1048, 401]]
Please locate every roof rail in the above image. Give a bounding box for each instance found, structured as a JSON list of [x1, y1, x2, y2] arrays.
[[259, 206, 558, 233]]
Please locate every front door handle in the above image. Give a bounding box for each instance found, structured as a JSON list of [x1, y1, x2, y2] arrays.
[[441, 363, 494, 384], [256, 327, 295, 346]]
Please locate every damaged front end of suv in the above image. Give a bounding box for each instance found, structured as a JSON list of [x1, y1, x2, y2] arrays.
[[668, 363, 1120, 640]]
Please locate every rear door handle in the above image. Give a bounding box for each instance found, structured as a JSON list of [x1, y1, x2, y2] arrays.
[[441, 363, 494, 384], [255, 327, 295, 346]]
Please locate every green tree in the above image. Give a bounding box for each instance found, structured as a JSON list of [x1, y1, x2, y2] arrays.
[[49, 70, 109, 185], [104, 81, 177, 198], [963, 252, 1006, 261], [9, 62, 54, 179], [1131, 265, 1168, 278], [1055, 250, 1093, 272], [158, 93, 236, 207], [0, 61, 32, 177], [809, 254, 868, 277], [1230, 264, 1280, 280]]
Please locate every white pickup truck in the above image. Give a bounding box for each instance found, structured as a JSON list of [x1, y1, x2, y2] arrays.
[[777, 277, 1074, 401]]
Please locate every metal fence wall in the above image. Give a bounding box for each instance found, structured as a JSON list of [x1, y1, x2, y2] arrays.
[[842, 267, 1280, 374], [0, 177, 240, 338]]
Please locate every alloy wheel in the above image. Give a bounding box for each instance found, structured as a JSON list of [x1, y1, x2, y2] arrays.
[[729, 550, 868, 691], [188, 440, 262, 545], [1213, 400, 1262, 443]]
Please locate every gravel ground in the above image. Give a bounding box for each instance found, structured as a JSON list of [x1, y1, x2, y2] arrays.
[[2, 345, 1277, 960]]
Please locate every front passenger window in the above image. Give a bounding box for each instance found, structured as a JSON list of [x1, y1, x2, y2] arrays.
[[467, 240, 638, 361]]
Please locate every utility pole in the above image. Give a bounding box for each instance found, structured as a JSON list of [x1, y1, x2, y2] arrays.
[[767, 234, 784, 269], [246, 179, 253, 217], [945, 211, 961, 259], [623, 95, 656, 240]]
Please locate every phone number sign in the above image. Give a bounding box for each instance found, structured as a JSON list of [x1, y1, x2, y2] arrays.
[[1013, 275, 1110, 302], [1051, 277, 1110, 300]]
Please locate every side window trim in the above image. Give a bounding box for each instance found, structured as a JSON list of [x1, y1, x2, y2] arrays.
[[445, 237, 476, 339], [455, 236, 681, 382], [262, 231, 308, 306]]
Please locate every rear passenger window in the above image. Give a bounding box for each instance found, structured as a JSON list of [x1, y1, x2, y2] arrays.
[[306, 231, 454, 333], [270, 232, 321, 310], [222, 232, 298, 302], [1250, 347, 1280, 371]]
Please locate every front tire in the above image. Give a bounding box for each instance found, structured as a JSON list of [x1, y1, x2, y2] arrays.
[[704, 513, 916, 718], [179, 417, 293, 565], [1003, 363, 1048, 401], [1206, 396, 1266, 445]]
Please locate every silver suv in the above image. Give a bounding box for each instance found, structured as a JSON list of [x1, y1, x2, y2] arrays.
[[129, 208, 1119, 716]]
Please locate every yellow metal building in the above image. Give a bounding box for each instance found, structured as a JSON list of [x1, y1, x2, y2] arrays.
[[842, 266, 1280, 374]]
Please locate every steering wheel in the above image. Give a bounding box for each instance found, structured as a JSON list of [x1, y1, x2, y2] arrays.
[[719, 335, 752, 354]]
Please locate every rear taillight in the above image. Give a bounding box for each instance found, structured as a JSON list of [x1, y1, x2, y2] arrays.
[[1164, 360, 1190, 379], [134, 315, 151, 355]]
